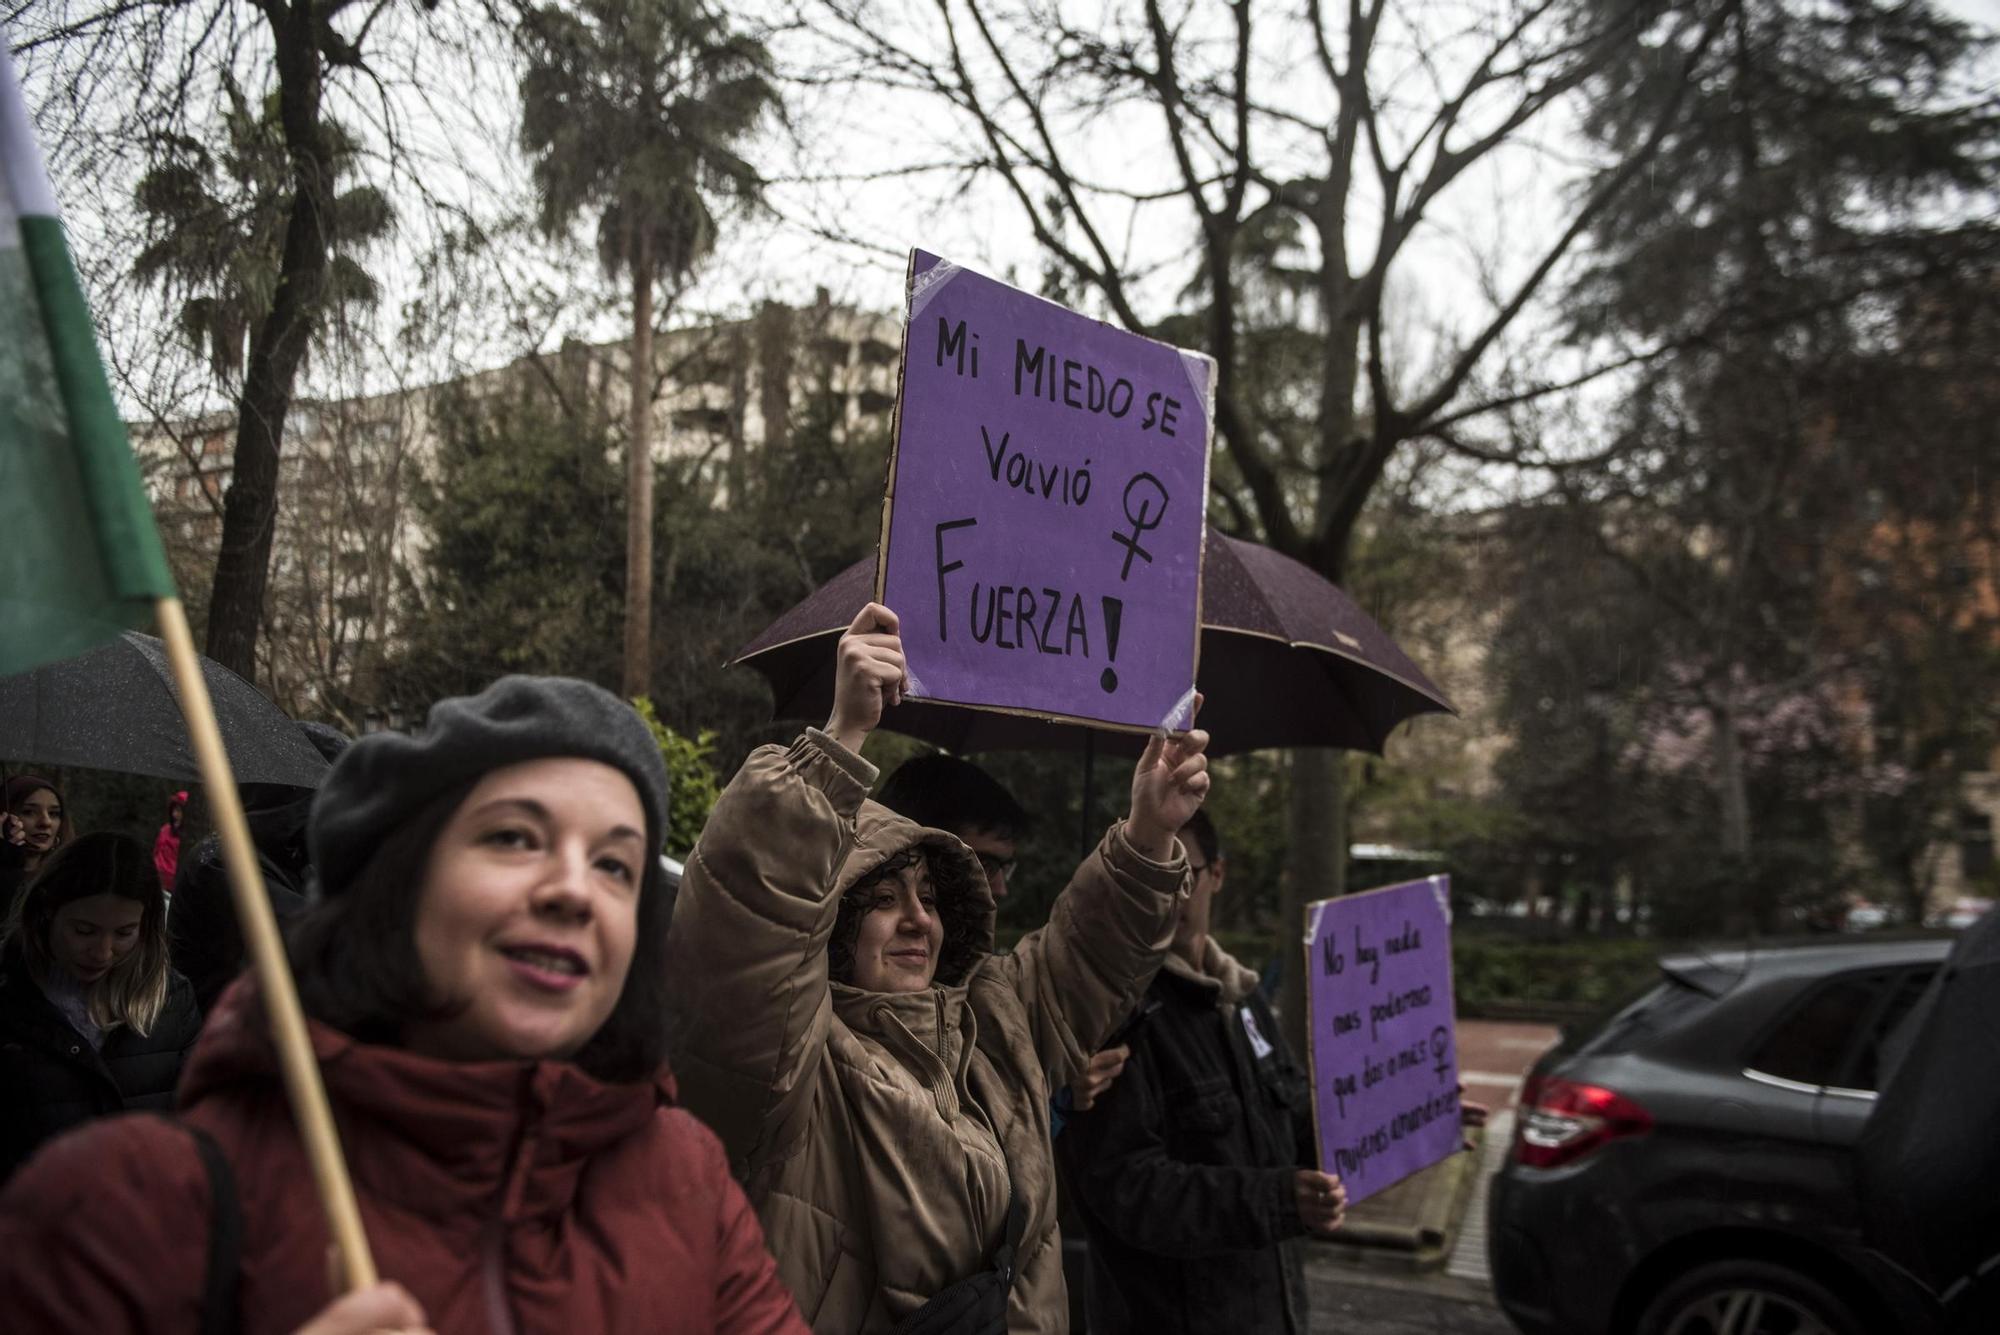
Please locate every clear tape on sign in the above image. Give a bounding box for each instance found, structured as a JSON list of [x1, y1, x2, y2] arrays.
[[902, 666, 930, 700], [1177, 349, 1214, 415], [908, 259, 962, 323], [1154, 685, 1198, 734], [1429, 874, 1452, 924], [0, 43, 61, 219], [1304, 899, 1326, 945]]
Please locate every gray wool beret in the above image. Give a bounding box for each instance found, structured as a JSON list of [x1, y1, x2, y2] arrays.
[[308, 676, 670, 897]]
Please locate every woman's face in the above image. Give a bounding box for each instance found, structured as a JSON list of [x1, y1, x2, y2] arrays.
[[49, 893, 144, 985], [849, 859, 945, 994], [15, 788, 62, 861], [404, 758, 647, 1065]]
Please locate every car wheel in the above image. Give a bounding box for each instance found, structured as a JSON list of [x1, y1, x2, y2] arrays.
[[1636, 1259, 1865, 1335]]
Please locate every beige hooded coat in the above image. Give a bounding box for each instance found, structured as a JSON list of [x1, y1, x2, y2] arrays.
[[664, 730, 1187, 1334]]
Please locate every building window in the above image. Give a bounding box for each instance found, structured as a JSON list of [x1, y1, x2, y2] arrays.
[[1962, 805, 1995, 882]]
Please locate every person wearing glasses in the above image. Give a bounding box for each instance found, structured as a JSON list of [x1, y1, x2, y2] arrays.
[[1054, 808, 1341, 1334]]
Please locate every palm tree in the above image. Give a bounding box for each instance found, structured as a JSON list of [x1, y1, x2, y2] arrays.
[[133, 77, 392, 391], [517, 0, 779, 698]]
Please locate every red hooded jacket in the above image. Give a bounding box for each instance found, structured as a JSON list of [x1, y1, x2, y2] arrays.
[[0, 982, 808, 1334]]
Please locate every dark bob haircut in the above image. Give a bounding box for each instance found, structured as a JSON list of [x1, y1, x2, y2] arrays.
[[287, 777, 674, 1085]]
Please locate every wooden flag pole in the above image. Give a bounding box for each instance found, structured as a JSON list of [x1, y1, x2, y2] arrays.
[[155, 597, 377, 1292]]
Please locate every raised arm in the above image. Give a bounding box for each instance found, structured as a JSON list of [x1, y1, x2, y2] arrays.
[[987, 707, 1211, 1085], [663, 606, 902, 1173]]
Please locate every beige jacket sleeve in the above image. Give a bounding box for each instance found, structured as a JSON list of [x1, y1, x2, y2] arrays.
[[664, 728, 877, 1173], [984, 822, 1187, 1090]]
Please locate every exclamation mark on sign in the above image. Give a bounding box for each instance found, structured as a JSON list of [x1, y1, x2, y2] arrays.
[[1100, 596, 1123, 693]]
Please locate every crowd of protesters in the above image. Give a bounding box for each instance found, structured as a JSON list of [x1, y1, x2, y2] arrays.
[[0, 599, 1986, 1334]]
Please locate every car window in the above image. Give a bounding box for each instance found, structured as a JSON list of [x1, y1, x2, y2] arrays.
[[1841, 967, 1937, 1093], [1561, 976, 1712, 1059], [1748, 973, 1889, 1087]]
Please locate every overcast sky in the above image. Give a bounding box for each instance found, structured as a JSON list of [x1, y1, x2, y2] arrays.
[[10, 0, 1998, 429]]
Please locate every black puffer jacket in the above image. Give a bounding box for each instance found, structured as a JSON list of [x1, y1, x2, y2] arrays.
[[0, 944, 202, 1183], [1060, 939, 1316, 1335]]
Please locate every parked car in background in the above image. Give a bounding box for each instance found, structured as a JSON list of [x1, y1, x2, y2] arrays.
[[1489, 937, 1951, 1335], [1841, 900, 1891, 932], [1929, 898, 1994, 931]]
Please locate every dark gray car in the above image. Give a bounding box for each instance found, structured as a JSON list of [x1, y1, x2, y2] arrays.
[[1489, 938, 1949, 1335]]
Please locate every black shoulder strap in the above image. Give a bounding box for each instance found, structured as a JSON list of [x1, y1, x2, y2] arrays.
[[187, 1124, 242, 1335]]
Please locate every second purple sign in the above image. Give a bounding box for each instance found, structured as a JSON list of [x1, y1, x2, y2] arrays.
[[1305, 876, 1464, 1205]]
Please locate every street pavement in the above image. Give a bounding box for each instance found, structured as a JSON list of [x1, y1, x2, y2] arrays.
[[1306, 1018, 1560, 1334], [1308, 1268, 1519, 1334]]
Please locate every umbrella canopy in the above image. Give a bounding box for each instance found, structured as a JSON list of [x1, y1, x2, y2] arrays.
[[735, 533, 1453, 756], [0, 631, 331, 787], [1855, 908, 2000, 1301]]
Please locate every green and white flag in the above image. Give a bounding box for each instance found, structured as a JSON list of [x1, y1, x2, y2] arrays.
[[1, 34, 176, 675]]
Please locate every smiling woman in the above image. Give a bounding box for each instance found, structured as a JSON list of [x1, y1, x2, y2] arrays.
[[0, 677, 809, 1335], [827, 847, 953, 993], [665, 602, 1211, 1335], [401, 758, 646, 1065]]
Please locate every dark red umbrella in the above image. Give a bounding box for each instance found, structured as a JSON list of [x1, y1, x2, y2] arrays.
[[734, 533, 1452, 757]]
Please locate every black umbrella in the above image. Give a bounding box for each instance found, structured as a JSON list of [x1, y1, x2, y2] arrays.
[[734, 533, 1454, 757], [1855, 909, 2000, 1315], [0, 631, 330, 787]]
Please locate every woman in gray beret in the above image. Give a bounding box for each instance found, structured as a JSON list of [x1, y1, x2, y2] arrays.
[[0, 676, 809, 1335]]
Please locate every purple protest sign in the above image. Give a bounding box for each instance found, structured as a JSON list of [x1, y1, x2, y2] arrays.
[[1304, 876, 1462, 1204], [877, 250, 1213, 733]]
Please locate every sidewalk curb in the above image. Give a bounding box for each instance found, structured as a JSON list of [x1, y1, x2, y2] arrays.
[[1305, 1254, 1502, 1309], [1309, 1126, 1486, 1273]]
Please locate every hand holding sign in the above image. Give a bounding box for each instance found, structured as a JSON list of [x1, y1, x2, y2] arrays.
[[1125, 693, 1209, 861], [293, 1281, 433, 1335], [1293, 1169, 1349, 1237], [825, 603, 909, 754]]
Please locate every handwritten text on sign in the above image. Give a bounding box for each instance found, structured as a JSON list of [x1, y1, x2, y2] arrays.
[[1305, 877, 1461, 1205], [878, 251, 1212, 732]]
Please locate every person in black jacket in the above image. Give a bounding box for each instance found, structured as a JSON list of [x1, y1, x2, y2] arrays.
[[170, 720, 349, 1014], [0, 831, 201, 1183], [1058, 808, 1337, 1334]]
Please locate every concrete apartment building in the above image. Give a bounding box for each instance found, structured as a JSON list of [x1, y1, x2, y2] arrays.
[[136, 292, 901, 729]]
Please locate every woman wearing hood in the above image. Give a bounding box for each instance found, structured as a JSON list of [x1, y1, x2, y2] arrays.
[[665, 604, 1210, 1334], [0, 676, 807, 1334]]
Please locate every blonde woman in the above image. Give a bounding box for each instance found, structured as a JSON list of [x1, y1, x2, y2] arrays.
[[0, 831, 200, 1182]]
